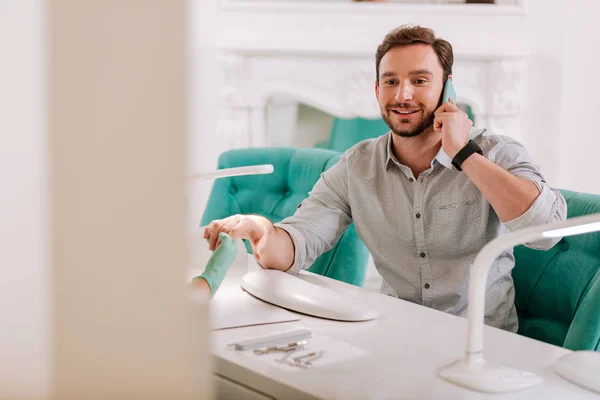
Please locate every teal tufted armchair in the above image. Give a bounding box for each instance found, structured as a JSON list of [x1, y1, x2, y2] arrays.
[[200, 147, 370, 287], [513, 189, 600, 351]]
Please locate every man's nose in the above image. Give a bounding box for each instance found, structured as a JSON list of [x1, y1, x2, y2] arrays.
[[395, 82, 413, 102]]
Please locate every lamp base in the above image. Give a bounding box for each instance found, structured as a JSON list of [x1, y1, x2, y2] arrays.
[[438, 353, 542, 393], [554, 351, 600, 394]]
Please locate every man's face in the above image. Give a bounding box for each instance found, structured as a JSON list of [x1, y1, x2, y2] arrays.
[[375, 44, 445, 138]]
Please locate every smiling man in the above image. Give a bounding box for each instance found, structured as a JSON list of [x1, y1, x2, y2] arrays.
[[203, 25, 567, 332]]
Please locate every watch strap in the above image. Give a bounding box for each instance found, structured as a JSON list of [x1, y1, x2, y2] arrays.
[[451, 139, 483, 171]]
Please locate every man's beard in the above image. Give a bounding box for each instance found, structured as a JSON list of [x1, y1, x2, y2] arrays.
[[381, 104, 436, 138]]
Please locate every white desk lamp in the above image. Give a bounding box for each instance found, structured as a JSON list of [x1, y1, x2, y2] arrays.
[[189, 164, 274, 182], [439, 213, 600, 394]]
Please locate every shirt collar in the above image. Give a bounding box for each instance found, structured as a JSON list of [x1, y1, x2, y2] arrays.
[[385, 132, 454, 170]]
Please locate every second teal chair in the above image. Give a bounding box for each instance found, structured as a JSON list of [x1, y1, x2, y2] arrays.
[[201, 147, 370, 287], [316, 118, 389, 153], [513, 189, 600, 351]]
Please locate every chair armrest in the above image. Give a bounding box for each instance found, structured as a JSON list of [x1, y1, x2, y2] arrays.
[[563, 269, 600, 351]]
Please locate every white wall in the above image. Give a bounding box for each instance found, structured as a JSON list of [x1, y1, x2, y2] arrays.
[[521, 0, 600, 194], [522, 0, 565, 185], [557, 0, 600, 194], [187, 0, 223, 234]]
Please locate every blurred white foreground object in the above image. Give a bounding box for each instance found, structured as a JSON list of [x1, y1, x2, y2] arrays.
[[241, 270, 379, 322]]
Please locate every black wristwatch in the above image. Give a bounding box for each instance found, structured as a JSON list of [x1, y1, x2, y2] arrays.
[[451, 139, 483, 171]]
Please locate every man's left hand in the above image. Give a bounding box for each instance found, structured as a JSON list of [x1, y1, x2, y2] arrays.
[[434, 98, 473, 159]]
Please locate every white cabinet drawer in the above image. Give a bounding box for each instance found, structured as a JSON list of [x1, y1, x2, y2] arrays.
[[214, 373, 275, 400]]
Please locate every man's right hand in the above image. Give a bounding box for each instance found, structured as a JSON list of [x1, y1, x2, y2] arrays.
[[203, 214, 273, 250], [202, 214, 295, 271]]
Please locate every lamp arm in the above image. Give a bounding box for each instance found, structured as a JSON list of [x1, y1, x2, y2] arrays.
[[188, 164, 274, 182], [465, 213, 600, 356]]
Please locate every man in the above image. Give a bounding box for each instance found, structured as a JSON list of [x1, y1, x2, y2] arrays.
[[203, 25, 567, 332]]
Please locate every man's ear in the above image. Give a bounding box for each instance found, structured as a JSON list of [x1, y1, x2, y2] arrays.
[[374, 80, 379, 98], [447, 74, 453, 81]]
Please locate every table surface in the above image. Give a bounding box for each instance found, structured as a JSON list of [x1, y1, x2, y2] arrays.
[[210, 263, 598, 400]]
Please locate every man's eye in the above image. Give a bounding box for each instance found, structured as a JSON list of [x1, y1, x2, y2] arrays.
[[414, 79, 427, 85], [385, 80, 397, 85]]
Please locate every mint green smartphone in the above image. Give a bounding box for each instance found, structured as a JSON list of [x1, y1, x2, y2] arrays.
[[442, 78, 457, 103]]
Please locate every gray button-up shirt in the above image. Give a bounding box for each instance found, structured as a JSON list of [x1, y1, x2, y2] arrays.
[[275, 128, 567, 332]]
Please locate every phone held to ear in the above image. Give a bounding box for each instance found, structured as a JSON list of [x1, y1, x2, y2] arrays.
[[436, 78, 459, 166], [442, 78, 457, 104]]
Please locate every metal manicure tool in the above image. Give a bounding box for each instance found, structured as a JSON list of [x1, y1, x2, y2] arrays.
[[284, 350, 326, 369], [275, 345, 308, 364], [253, 340, 308, 355]]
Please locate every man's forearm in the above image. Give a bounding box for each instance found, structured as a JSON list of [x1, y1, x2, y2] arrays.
[[461, 153, 540, 222], [255, 225, 295, 271]]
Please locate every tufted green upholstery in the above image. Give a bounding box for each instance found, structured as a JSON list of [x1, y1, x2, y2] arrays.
[[200, 147, 370, 287], [513, 189, 600, 351]]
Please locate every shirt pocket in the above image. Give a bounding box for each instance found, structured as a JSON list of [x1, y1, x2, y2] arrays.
[[429, 189, 485, 256]]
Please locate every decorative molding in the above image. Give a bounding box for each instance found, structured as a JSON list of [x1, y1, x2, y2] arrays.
[[216, 52, 528, 146], [221, 0, 528, 16], [487, 59, 526, 116], [216, 107, 252, 150], [216, 41, 529, 61], [345, 68, 380, 118], [218, 53, 250, 107]]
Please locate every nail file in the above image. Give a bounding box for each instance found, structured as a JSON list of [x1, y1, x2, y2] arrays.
[[229, 328, 312, 351]]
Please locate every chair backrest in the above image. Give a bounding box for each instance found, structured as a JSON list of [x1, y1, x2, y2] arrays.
[[326, 118, 389, 153], [200, 147, 370, 287], [513, 189, 600, 351]]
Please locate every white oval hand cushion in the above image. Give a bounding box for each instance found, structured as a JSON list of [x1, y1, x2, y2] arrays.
[[241, 270, 379, 322]]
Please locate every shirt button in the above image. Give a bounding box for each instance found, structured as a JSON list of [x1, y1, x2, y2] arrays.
[[416, 213, 421, 219], [424, 283, 430, 289], [420, 252, 426, 258], [409, 178, 414, 182]]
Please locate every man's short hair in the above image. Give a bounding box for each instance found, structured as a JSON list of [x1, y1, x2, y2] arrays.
[[375, 25, 454, 83]]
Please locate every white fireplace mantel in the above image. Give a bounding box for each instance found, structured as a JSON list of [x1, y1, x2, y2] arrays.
[[215, 1, 530, 149]]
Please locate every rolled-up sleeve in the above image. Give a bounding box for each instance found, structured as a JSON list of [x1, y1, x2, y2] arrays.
[[486, 136, 567, 250], [275, 153, 353, 274]]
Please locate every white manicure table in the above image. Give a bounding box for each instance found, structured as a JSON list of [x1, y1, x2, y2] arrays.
[[210, 264, 599, 400]]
